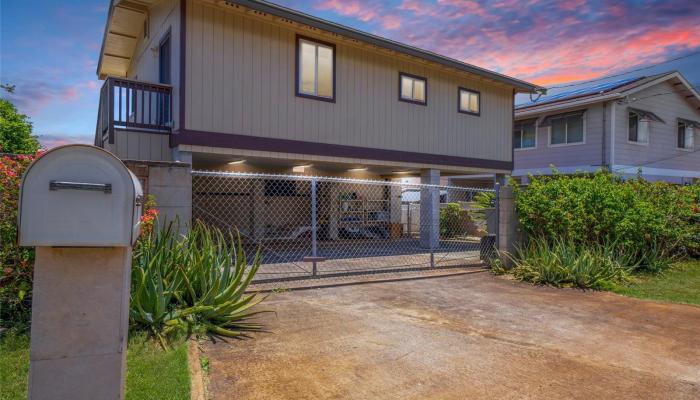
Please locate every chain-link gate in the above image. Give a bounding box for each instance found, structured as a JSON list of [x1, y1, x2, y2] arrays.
[[192, 171, 498, 285]]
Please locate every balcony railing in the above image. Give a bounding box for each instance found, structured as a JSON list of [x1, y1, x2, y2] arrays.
[[96, 77, 173, 145]]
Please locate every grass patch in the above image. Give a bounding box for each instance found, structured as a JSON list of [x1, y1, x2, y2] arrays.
[[126, 335, 191, 400], [0, 334, 29, 400], [0, 333, 190, 400], [610, 261, 700, 306]]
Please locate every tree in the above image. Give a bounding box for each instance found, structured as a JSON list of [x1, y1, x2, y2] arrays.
[[0, 98, 40, 154]]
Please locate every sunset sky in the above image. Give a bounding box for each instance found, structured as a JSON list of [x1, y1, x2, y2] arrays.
[[1, 0, 699, 148]]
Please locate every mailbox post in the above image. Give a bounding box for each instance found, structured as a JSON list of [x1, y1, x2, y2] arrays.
[[18, 145, 142, 400]]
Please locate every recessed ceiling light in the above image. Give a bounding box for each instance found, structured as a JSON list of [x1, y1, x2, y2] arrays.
[[228, 159, 246, 165], [348, 167, 367, 172], [393, 170, 414, 174], [292, 164, 312, 172]]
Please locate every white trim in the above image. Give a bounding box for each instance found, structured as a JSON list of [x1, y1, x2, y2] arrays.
[[547, 113, 586, 147], [612, 165, 700, 178], [517, 92, 623, 117], [512, 165, 603, 176]]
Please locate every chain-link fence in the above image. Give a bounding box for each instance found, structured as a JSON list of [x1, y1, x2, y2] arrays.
[[192, 170, 498, 285]]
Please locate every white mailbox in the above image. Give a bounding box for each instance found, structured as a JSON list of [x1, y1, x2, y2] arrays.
[[19, 144, 142, 247]]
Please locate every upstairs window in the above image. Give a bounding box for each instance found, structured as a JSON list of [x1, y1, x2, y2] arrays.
[[678, 120, 695, 150], [399, 73, 427, 105], [297, 36, 335, 101], [628, 111, 649, 144], [548, 113, 584, 146], [514, 120, 536, 149], [458, 88, 480, 115]]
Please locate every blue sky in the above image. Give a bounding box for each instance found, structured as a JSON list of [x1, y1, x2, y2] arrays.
[[1, 0, 699, 148]]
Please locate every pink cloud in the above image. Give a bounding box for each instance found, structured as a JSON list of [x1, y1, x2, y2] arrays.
[[381, 15, 402, 30], [315, 0, 379, 22]]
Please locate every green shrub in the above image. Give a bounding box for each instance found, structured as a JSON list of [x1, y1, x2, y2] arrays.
[[130, 221, 267, 345], [471, 191, 495, 222], [439, 203, 463, 238], [0, 153, 37, 332], [514, 171, 700, 272], [506, 237, 631, 289]]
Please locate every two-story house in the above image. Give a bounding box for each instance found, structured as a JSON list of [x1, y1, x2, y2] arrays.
[[95, 0, 540, 183], [512, 71, 700, 184]]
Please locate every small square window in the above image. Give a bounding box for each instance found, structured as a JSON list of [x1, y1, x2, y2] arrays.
[[399, 73, 427, 105], [458, 88, 480, 115]]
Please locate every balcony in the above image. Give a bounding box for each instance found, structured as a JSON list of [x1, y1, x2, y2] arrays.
[[96, 77, 173, 146]]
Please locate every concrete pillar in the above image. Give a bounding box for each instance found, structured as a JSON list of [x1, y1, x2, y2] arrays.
[[148, 163, 192, 234], [420, 169, 440, 249], [29, 247, 131, 400], [498, 185, 521, 267], [328, 183, 340, 240], [389, 182, 402, 224]]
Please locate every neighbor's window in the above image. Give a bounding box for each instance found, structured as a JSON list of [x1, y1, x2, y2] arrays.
[[514, 120, 536, 149], [459, 88, 480, 115], [628, 111, 649, 144], [297, 36, 335, 101], [399, 73, 427, 105], [678, 121, 694, 150], [550, 114, 584, 145]]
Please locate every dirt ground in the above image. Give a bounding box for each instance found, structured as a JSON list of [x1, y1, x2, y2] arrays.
[[203, 272, 700, 400]]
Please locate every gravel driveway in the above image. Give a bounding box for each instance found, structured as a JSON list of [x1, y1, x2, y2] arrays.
[[203, 271, 700, 399]]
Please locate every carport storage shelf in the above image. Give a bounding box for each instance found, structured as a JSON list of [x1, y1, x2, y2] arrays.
[[192, 171, 496, 285]]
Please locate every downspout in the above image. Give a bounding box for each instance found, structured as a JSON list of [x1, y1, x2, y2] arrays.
[[602, 102, 607, 169], [610, 101, 616, 169]]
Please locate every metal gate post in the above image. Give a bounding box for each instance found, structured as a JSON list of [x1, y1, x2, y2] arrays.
[[310, 178, 318, 276], [494, 182, 501, 251]]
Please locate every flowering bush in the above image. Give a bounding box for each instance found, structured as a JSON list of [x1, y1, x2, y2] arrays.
[[1, 152, 39, 331], [139, 195, 159, 238], [514, 171, 700, 273]]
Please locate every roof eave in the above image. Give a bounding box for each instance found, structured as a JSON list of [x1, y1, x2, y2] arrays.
[[227, 0, 542, 92], [515, 92, 624, 118]]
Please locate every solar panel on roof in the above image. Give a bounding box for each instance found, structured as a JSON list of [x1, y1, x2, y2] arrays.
[[516, 76, 643, 108]]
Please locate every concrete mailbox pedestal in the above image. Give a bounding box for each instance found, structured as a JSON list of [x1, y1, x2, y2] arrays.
[[18, 145, 142, 400]]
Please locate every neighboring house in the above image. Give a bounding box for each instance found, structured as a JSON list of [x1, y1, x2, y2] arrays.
[[94, 0, 540, 184], [512, 71, 700, 184]]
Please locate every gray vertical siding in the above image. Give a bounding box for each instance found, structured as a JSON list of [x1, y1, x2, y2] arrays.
[[184, 0, 514, 164], [513, 103, 605, 174], [613, 81, 700, 175]]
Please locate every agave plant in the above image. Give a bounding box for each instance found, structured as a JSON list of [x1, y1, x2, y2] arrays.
[[130, 221, 268, 344], [177, 221, 268, 337]]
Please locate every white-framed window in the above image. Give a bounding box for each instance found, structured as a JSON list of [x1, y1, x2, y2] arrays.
[[399, 72, 427, 105], [678, 120, 695, 150], [458, 87, 480, 115], [549, 114, 584, 146], [297, 36, 335, 101], [628, 111, 649, 144], [514, 120, 536, 149]]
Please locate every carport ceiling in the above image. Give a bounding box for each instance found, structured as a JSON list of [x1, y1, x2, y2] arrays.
[[98, 0, 159, 79]]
